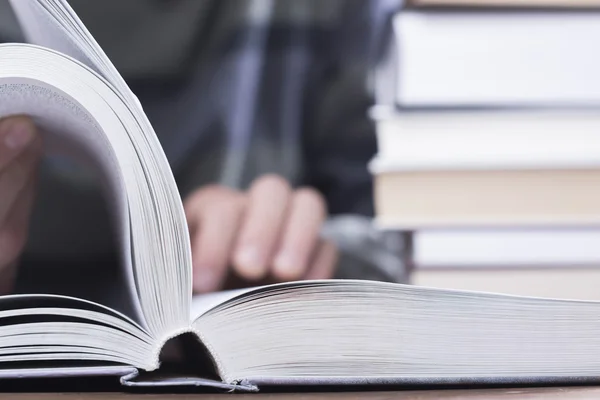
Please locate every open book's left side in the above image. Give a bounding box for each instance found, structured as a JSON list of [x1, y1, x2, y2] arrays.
[[8, 0, 194, 336], [0, 0, 201, 379]]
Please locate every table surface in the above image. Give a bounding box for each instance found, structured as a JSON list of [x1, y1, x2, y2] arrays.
[[3, 387, 600, 400]]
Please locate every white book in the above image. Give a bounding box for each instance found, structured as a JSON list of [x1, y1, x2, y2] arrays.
[[6, 0, 600, 391], [414, 229, 600, 268], [370, 109, 600, 172], [394, 11, 600, 106]]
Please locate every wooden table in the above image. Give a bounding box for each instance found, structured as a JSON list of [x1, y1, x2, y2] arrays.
[[2, 387, 600, 399]]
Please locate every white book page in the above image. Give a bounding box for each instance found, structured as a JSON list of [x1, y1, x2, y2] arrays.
[[9, 0, 145, 114], [9, 0, 100, 75], [0, 293, 156, 370], [0, 72, 144, 326], [190, 288, 257, 320], [193, 280, 600, 383], [7, 0, 193, 335]]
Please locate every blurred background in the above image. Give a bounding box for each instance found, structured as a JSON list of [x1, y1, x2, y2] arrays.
[[4, 0, 600, 300]]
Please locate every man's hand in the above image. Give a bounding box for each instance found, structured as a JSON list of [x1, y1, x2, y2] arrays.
[[0, 116, 41, 292], [184, 175, 338, 293]]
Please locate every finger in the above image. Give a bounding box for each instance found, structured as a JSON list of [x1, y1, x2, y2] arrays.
[[0, 175, 36, 272], [304, 240, 338, 281], [0, 134, 42, 224], [272, 188, 327, 281], [0, 117, 37, 171], [185, 188, 246, 293], [233, 175, 291, 281]]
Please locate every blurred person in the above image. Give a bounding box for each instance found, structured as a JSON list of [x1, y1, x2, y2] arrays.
[[0, 0, 405, 301]]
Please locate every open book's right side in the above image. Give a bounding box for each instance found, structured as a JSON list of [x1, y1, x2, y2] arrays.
[[188, 280, 600, 388]]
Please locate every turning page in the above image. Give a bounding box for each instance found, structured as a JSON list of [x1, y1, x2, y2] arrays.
[[6, 0, 193, 337]]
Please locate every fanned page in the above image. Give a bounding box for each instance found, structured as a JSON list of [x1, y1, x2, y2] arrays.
[[0, 46, 175, 370], [6, 0, 193, 339], [0, 64, 136, 310], [192, 280, 600, 387], [0, 286, 161, 371]]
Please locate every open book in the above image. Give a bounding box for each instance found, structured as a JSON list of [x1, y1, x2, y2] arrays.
[[2, 0, 600, 392]]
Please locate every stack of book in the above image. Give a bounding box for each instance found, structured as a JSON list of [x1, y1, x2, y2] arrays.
[[371, 0, 600, 298]]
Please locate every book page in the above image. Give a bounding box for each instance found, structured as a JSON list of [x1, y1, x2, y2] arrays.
[[7, 0, 193, 335], [9, 0, 142, 109], [190, 288, 257, 320], [8, 0, 99, 74], [0, 293, 156, 370], [193, 280, 600, 384], [0, 75, 145, 326]]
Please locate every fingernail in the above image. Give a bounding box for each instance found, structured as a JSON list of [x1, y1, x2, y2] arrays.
[[2, 122, 34, 150], [235, 247, 263, 277]]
